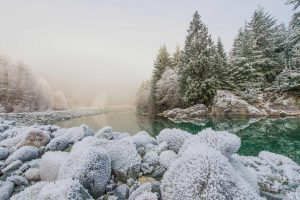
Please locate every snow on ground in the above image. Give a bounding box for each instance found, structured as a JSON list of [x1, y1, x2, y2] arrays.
[[0, 119, 299, 200]]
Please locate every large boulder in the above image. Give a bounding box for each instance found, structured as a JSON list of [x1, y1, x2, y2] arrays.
[[10, 179, 92, 200], [236, 151, 300, 195], [5, 146, 39, 165], [159, 150, 177, 169], [129, 183, 159, 200], [0, 147, 9, 160], [161, 145, 261, 200], [211, 90, 265, 116], [40, 151, 69, 181], [16, 130, 50, 149], [58, 146, 111, 198], [179, 128, 241, 157], [156, 129, 191, 153], [0, 181, 14, 200], [73, 137, 142, 182]]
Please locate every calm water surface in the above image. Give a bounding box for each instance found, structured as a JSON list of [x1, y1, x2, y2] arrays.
[[56, 109, 300, 163]]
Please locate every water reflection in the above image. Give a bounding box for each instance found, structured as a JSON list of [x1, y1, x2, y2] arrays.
[[57, 109, 300, 163]]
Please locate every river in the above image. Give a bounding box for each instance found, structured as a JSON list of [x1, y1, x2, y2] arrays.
[[56, 109, 300, 163]]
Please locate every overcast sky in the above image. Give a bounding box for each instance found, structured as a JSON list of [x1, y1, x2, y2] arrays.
[[0, 0, 293, 106]]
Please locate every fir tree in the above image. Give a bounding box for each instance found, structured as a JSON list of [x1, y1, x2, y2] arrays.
[[151, 45, 172, 112], [178, 11, 217, 105], [171, 45, 181, 70], [216, 37, 227, 61]]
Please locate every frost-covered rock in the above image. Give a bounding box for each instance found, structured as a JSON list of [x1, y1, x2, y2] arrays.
[[40, 151, 69, 181], [7, 175, 29, 186], [74, 137, 142, 182], [5, 146, 39, 165], [211, 90, 265, 116], [58, 146, 111, 198], [0, 147, 9, 160], [285, 186, 300, 200], [155, 142, 168, 155], [24, 168, 41, 181], [16, 130, 50, 148], [39, 179, 92, 200], [1, 160, 22, 174], [161, 145, 261, 200], [0, 127, 34, 149], [129, 183, 158, 200], [159, 104, 209, 120], [131, 131, 157, 148], [114, 184, 129, 200], [0, 181, 14, 200], [143, 151, 159, 167], [159, 150, 177, 169], [156, 129, 191, 153], [94, 126, 113, 139], [45, 136, 70, 152], [179, 128, 241, 157], [11, 179, 92, 200], [236, 151, 300, 195]]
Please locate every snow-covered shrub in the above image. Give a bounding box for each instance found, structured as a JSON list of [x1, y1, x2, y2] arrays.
[[156, 129, 191, 153], [5, 146, 39, 165], [58, 147, 111, 198], [40, 151, 69, 181], [155, 67, 181, 111], [161, 145, 261, 200], [179, 128, 241, 157], [159, 150, 177, 169]]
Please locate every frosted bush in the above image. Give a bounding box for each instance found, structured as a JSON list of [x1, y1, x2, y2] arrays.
[[5, 146, 39, 165], [179, 128, 241, 157], [161, 145, 261, 200], [159, 150, 177, 169], [58, 146, 111, 198], [40, 151, 69, 181], [156, 129, 191, 153]]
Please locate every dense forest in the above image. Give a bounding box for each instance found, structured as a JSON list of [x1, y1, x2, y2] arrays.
[[0, 56, 69, 112], [136, 0, 300, 114]]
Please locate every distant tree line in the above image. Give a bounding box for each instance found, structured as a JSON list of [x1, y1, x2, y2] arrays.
[[0, 55, 69, 112], [136, 0, 300, 113]]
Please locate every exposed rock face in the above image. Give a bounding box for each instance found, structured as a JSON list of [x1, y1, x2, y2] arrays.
[[159, 104, 209, 120], [211, 90, 266, 116]]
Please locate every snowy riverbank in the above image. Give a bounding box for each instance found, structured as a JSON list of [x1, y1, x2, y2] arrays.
[[0, 120, 299, 200], [0, 110, 101, 126]]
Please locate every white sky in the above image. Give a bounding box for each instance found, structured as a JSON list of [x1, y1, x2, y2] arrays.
[[0, 0, 293, 105]]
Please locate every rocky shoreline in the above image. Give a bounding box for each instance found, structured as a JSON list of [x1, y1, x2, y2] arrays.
[[0, 110, 101, 126], [0, 119, 299, 199], [159, 90, 300, 122]]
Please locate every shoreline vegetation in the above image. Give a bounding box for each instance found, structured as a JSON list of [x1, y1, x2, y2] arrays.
[[136, 1, 300, 119], [0, 121, 299, 199]]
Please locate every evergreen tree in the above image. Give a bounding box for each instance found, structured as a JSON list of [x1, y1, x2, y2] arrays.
[[171, 45, 181, 70], [287, 0, 300, 68], [216, 37, 227, 61], [151, 45, 172, 112], [178, 11, 217, 105], [230, 8, 285, 90]]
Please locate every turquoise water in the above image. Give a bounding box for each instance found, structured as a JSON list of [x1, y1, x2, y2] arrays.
[[57, 109, 300, 164]]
